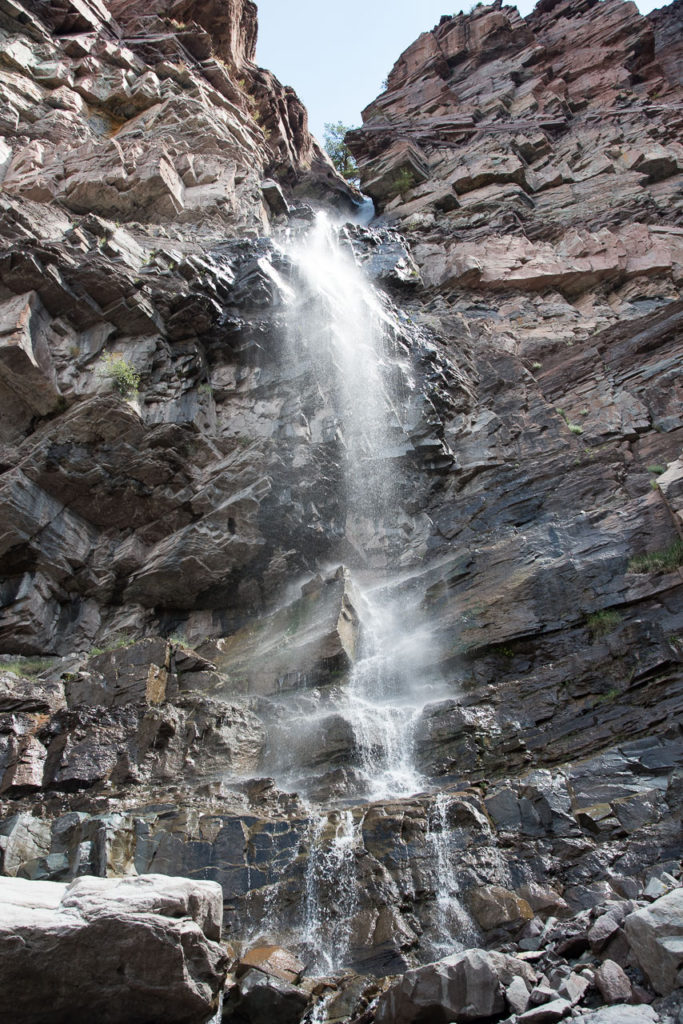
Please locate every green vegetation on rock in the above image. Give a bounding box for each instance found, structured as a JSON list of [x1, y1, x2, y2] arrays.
[[628, 539, 683, 575], [586, 609, 621, 639], [100, 353, 140, 397], [0, 657, 55, 677]]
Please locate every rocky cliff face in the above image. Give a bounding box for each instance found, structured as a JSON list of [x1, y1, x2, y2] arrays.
[[0, 1, 682, 1022]]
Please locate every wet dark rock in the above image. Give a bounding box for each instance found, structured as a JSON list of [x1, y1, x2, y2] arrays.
[[223, 968, 309, 1024]]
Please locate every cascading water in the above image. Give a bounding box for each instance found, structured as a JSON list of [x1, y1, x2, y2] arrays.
[[281, 212, 433, 802], [241, 213, 465, 974], [342, 590, 427, 801], [424, 793, 479, 960], [301, 810, 361, 973]]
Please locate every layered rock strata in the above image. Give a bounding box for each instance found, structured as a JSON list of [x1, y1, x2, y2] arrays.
[[0, 0, 681, 1022]]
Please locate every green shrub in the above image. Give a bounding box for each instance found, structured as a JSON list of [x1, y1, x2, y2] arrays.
[[628, 539, 683, 574], [569, 423, 583, 435], [587, 609, 621, 639], [647, 464, 666, 475], [100, 353, 140, 397]]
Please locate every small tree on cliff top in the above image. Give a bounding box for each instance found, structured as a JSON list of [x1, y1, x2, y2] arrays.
[[323, 122, 358, 181]]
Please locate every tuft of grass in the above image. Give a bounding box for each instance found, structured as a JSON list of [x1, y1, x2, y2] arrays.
[[0, 657, 55, 677], [628, 539, 683, 575], [587, 609, 621, 639], [168, 633, 189, 647], [647, 464, 666, 475], [88, 634, 136, 658], [531, 361, 542, 371], [596, 687, 620, 705], [557, 409, 584, 434]]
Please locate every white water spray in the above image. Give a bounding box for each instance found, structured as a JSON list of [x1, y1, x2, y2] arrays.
[[281, 213, 436, 801], [301, 810, 361, 973], [424, 793, 479, 959]]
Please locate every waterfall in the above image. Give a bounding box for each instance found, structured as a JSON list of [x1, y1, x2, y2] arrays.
[[301, 810, 361, 973], [423, 793, 479, 960], [232, 216, 470, 975], [342, 589, 426, 801], [285, 212, 401, 558], [281, 213, 431, 802]]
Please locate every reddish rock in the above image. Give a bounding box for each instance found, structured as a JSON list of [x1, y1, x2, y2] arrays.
[[595, 959, 633, 1004], [237, 945, 305, 984]]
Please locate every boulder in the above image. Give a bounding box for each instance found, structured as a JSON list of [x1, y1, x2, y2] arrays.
[[469, 885, 534, 931], [237, 945, 305, 984], [223, 968, 309, 1024], [261, 179, 289, 217], [558, 971, 590, 1005], [208, 568, 360, 696], [572, 1008, 658, 1024], [64, 638, 173, 707], [507, 975, 532, 1014], [588, 911, 623, 952], [624, 889, 683, 995], [518, 1000, 572, 1023], [594, 959, 632, 1004], [374, 948, 506, 1024], [0, 874, 228, 1023]]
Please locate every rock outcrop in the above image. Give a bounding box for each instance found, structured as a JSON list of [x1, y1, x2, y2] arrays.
[[0, 873, 228, 1023], [0, 0, 681, 1021]]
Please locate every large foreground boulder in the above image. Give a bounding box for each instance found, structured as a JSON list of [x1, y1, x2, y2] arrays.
[[624, 888, 683, 995], [0, 874, 228, 1023], [374, 948, 523, 1023]]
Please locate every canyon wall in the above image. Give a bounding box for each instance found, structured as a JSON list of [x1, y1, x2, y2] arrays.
[[0, 0, 681, 1021]]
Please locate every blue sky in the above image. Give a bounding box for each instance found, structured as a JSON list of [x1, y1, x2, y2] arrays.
[[255, 0, 667, 143]]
